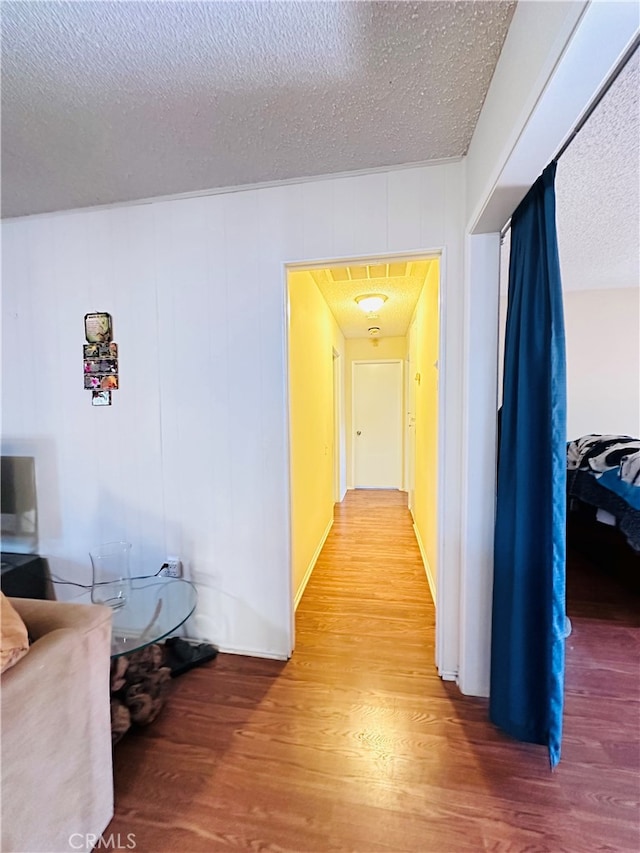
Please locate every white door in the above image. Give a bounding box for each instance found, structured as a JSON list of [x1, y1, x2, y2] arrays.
[[353, 361, 403, 488]]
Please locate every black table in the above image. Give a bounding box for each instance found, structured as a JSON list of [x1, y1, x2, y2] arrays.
[[0, 552, 50, 600]]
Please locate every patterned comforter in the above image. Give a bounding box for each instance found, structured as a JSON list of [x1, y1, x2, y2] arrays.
[[567, 434, 640, 551]]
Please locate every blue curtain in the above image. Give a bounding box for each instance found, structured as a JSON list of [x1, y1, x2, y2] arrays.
[[490, 162, 567, 768]]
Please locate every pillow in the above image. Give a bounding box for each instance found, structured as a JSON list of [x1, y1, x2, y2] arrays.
[[1, 592, 29, 674]]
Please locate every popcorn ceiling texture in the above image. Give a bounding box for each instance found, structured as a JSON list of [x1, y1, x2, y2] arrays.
[[556, 50, 639, 292], [1, 0, 515, 218], [310, 260, 432, 339], [501, 51, 639, 294]]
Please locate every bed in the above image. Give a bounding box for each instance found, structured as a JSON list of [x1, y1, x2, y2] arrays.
[[566, 434, 640, 591]]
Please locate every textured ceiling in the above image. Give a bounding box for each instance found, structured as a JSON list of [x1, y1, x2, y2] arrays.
[[1, 0, 515, 218], [501, 50, 639, 294], [311, 260, 432, 339], [556, 49, 639, 292]]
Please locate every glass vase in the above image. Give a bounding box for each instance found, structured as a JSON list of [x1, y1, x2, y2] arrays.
[[90, 541, 132, 609]]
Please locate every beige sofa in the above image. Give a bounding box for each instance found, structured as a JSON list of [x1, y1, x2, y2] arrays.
[[1, 597, 114, 853]]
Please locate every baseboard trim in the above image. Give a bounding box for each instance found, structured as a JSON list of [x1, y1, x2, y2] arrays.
[[413, 522, 436, 607], [214, 645, 289, 661], [439, 669, 457, 682], [294, 517, 334, 610]]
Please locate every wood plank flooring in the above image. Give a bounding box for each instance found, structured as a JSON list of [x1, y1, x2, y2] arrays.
[[107, 490, 639, 852]]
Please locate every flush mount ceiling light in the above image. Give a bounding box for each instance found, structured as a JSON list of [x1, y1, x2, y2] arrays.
[[355, 294, 387, 313]]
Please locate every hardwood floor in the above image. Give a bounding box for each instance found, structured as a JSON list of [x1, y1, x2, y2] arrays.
[[107, 490, 639, 852]]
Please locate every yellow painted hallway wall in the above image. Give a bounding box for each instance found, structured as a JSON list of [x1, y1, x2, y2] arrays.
[[412, 260, 439, 597], [288, 270, 345, 605]]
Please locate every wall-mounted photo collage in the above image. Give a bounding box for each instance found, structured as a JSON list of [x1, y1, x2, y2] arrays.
[[83, 314, 119, 406]]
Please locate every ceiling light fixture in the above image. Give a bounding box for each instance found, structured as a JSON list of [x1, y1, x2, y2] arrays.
[[355, 294, 387, 313]]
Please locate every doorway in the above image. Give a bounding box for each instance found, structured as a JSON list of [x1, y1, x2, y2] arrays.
[[287, 254, 441, 644]]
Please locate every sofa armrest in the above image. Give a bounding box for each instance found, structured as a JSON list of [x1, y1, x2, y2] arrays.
[[9, 596, 112, 643], [1, 599, 114, 853]]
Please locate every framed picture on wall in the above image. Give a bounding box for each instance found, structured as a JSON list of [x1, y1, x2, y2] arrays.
[[84, 312, 112, 343], [97, 342, 117, 358], [100, 375, 118, 391], [84, 375, 101, 390], [92, 390, 111, 407]]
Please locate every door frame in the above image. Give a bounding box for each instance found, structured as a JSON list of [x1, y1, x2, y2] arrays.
[[351, 359, 404, 490], [332, 348, 345, 502], [284, 249, 445, 671], [406, 316, 418, 513]]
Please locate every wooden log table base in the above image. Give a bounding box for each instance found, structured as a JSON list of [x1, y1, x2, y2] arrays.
[[109, 643, 171, 745]]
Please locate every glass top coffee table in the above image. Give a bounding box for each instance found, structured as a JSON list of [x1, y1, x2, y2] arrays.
[[53, 576, 198, 658], [99, 577, 199, 741], [107, 577, 197, 658]]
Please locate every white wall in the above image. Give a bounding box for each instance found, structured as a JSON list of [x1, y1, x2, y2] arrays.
[[498, 285, 640, 441], [459, 233, 501, 697], [564, 288, 640, 439], [1, 162, 465, 662]]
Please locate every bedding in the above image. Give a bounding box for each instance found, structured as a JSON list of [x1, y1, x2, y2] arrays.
[[567, 434, 640, 552]]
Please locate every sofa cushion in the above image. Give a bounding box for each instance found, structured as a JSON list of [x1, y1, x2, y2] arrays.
[[1, 593, 29, 673]]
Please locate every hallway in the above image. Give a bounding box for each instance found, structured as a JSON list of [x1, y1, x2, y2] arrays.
[[109, 490, 639, 852]]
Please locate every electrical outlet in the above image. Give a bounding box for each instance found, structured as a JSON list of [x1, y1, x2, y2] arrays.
[[162, 557, 182, 578]]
